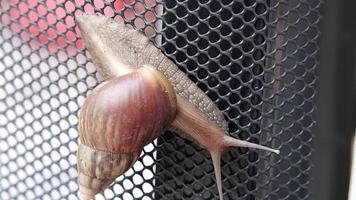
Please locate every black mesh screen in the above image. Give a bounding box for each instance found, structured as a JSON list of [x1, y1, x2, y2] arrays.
[[0, 0, 321, 200]]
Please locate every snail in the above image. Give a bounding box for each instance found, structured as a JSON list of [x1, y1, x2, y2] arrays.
[[75, 14, 280, 200]]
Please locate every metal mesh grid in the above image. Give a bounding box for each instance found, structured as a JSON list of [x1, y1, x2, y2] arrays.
[[0, 0, 321, 199]]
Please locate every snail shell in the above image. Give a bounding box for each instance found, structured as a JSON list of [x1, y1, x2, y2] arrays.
[[77, 66, 176, 199]]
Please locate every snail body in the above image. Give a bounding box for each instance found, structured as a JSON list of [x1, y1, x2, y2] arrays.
[[76, 14, 279, 200]]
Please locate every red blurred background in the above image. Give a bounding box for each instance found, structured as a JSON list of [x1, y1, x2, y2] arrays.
[[1, 0, 159, 57]]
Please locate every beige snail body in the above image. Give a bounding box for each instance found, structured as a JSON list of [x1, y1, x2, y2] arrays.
[[76, 14, 280, 200]]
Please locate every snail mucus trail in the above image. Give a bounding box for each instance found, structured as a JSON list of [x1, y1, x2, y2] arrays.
[[76, 14, 280, 200]]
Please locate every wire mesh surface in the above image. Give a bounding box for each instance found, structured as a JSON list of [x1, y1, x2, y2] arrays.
[[0, 0, 321, 199]]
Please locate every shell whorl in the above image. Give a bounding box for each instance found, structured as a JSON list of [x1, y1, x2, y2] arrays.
[[79, 66, 177, 153], [77, 144, 140, 200]]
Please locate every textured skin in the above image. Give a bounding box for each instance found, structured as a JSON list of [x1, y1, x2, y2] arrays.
[[79, 68, 176, 153], [76, 14, 228, 134]]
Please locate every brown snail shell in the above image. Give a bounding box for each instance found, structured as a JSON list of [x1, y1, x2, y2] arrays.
[[77, 66, 177, 199]]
